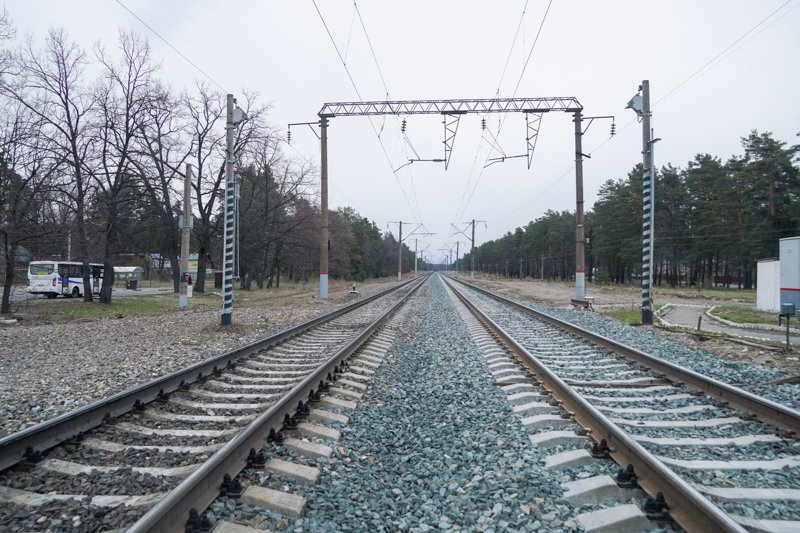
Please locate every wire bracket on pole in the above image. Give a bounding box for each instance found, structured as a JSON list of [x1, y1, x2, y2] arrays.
[[526, 112, 543, 169], [443, 113, 463, 170]]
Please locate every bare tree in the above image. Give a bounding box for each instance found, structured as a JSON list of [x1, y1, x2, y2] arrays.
[[183, 82, 224, 293], [1, 29, 97, 301], [91, 30, 158, 303], [129, 83, 191, 292], [0, 105, 60, 313], [183, 86, 269, 293]]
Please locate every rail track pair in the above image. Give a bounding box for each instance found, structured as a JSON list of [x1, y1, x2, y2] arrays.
[[1, 272, 798, 532]]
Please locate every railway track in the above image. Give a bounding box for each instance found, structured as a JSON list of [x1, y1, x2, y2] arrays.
[[444, 275, 800, 533], [0, 275, 427, 532], [3, 273, 798, 532]]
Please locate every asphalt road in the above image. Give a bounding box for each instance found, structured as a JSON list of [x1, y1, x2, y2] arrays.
[[4, 286, 173, 304], [661, 304, 800, 345]]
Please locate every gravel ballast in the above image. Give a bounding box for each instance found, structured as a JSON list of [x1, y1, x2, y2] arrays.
[[216, 275, 575, 531], [0, 281, 394, 438], [466, 281, 800, 411]]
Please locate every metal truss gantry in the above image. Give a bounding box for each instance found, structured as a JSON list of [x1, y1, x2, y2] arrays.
[[319, 97, 583, 170], [313, 96, 592, 302], [318, 97, 582, 117]]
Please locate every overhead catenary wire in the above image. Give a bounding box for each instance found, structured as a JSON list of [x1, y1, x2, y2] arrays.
[[654, 0, 795, 109], [495, 0, 529, 98], [454, 0, 555, 223], [311, 0, 422, 221], [114, 0, 226, 93], [454, 1, 530, 222], [354, 0, 424, 220], [482, 0, 798, 242]]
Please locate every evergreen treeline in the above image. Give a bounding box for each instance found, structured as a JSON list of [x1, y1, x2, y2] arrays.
[[464, 131, 800, 289]]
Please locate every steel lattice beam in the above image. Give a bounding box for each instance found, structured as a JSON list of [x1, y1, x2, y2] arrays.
[[526, 112, 543, 169], [443, 114, 461, 170], [318, 97, 582, 118]]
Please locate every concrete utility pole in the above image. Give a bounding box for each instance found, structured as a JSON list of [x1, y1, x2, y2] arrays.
[[389, 222, 430, 281], [573, 111, 586, 302], [414, 239, 419, 277], [454, 241, 465, 273], [397, 222, 402, 281], [387, 221, 406, 282], [627, 80, 657, 324], [221, 94, 247, 326], [320, 117, 330, 299], [452, 220, 485, 279], [179, 163, 192, 309]]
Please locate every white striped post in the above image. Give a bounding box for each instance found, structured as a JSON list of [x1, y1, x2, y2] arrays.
[[221, 94, 236, 326], [639, 80, 654, 324]]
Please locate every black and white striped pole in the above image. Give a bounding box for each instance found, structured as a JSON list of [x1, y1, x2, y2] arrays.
[[628, 80, 656, 324], [221, 94, 247, 326]]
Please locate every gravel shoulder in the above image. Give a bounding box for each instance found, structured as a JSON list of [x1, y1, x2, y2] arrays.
[[467, 276, 800, 377], [0, 279, 397, 438]]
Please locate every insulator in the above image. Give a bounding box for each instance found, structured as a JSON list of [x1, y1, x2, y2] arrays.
[[610, 122, 616, 137], [287, 129, 292, 144], [481, 118, 486, 130], [401, 118, 406, 132]]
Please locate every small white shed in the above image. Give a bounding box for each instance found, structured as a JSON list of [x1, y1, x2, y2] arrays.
[[756, 259, 780, 312]]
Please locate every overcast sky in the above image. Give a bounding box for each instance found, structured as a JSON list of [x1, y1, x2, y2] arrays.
[[7, 1, 800, 264]]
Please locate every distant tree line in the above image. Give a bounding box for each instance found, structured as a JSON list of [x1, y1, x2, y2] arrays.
[[464, 131, 800, 289], [0, 23, 419, 313]]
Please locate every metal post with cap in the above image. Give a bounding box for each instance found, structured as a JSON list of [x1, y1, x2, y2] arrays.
[[627, 80, 657, 324], [319, 117, 329, 299], [221, 94, 248, 326]]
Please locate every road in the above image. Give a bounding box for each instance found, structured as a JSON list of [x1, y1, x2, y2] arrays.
[[3, 286, 174, 304], [660, 304, 800, 346]]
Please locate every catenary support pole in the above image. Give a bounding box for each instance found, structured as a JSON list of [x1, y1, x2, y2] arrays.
[[397, 221, 403, 282], [414, 239, 418, 277], [221, 95, 235, 326], [179, 163, 191, 309], [573, 111, 586, 302], [319, 117, 329, 299], [640, 80, 654, 324], [470, 220, 476, 279]]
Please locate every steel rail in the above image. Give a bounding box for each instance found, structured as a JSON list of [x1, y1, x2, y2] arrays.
[[0, 277, 420, 472], [449, 276, 800, 436], [443, 276, 746, 533], [127, 275, 428, 532]]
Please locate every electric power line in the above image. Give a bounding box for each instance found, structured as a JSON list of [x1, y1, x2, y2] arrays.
[[454, 0, 555, 222], [482, 0, 799, 241], [311, 0, 422, 222], [354, 0, 424, 220], [495, 0, 529, 97], [654, 0, 795, 108], [114, 0, 226, 93]]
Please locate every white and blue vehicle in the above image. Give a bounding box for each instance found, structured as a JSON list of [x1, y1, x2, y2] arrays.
[[27, 261, 105, 298]]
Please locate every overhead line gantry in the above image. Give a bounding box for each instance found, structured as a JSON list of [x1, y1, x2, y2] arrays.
[[311, 96, 594, 302]]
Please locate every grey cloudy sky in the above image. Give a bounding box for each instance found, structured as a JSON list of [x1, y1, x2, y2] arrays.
[[7, 1, 800, 264]]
